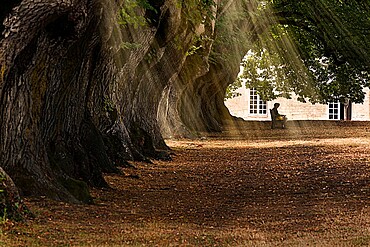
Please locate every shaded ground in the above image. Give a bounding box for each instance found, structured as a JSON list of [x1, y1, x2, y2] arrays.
[[2, 121, 370, 246]]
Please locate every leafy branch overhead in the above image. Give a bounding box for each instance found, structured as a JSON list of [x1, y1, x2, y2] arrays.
[[118, 0, 151, 28], [178, 0, 216, 23], [236, 0, 370, 104]]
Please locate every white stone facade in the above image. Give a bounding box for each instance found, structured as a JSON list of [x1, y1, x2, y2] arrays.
[[225, 85, 370, 121]]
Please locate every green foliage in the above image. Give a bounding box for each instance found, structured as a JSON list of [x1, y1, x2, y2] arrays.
[[186, 35, 213, 56], [186, 45, 202, 56], [210, 2, 255, 66], [121, 42, 142, 50], [271, 0, 370, 103], [238, 24, 317, 103], [144, 48, 157, 63], [177, 0, 216, 27], [103, 97, 115, 113], [237, 0, 370, 104], [240, 49, 283, 101], [0, 208, 8, 224], [118, 0, 157, 28], [136, 0, 157, 12], [224, 79, 242, 100]]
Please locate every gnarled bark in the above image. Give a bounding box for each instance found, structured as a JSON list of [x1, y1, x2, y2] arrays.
[[0, 0, 255, 204]]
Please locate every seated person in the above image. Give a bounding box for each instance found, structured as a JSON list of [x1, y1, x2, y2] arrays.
[[271, 103, 287, 128]]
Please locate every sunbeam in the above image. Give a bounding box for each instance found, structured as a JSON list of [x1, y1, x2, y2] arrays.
[[224, 0, 370, 139]]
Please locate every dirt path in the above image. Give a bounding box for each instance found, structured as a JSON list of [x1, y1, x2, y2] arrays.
[[2, 121, 370, 246]]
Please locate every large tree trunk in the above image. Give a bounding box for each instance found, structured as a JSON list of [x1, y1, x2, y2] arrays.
[[1, 0, 229, 203], [160, 0, 256, 135], [0, 0, 104, 203], [0, 0, 148, 202]]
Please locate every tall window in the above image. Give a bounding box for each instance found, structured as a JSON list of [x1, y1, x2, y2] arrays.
[[328, 101, 340, 120], [249, 88, 267, 115]]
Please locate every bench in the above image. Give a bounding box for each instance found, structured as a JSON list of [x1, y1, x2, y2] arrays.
[[270, 109, 286, 129]]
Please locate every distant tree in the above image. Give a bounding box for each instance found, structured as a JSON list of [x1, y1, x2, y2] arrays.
[[238, 0, 370, 104]]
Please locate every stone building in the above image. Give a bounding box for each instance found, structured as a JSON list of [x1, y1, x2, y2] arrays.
[[225, 84, 370, 121]]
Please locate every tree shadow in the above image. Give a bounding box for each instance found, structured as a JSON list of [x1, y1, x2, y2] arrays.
[[100, 141, 370, 233]]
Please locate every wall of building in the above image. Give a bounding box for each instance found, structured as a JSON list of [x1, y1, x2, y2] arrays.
[[352, 90, 370, 120], [225, 86, 370, 121]]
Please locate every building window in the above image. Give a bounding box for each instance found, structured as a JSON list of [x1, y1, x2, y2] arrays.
[[328, 101, 340, 120], [249, 88, 267, 115]]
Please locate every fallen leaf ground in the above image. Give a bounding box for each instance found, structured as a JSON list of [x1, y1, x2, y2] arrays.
[[2, 121, 370, 246]]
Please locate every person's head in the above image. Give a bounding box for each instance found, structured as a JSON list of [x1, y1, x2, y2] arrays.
[[274, 103, 280, 108]]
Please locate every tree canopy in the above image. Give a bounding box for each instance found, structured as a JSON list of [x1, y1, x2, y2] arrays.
[[237, 0, 370, 104]]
